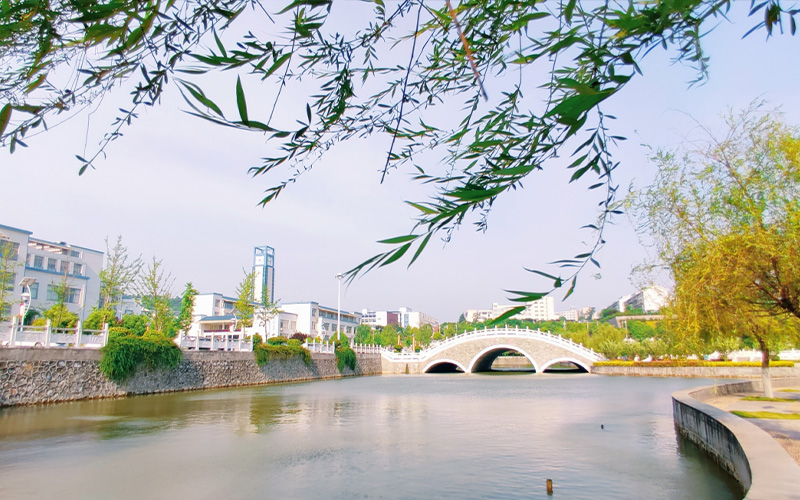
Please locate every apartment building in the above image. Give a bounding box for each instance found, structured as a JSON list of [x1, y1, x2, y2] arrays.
[[281, 301, 361, 341], [0, 223, 102, 321], [464, 297, 557, 323]]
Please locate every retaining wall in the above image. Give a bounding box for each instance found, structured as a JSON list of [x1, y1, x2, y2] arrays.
[[672, 378, 800, 500], [593, 365, 800, 378], [0, 348, 382, 407]]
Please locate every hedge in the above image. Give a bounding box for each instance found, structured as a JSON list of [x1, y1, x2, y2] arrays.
[[594, 360, 796, 368], [254, 343, 312, 366]]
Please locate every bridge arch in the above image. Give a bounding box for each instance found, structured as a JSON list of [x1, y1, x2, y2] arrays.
[[467, 344, 540, 374], [423, 358, 468, 373], [539, 357, 591, 373]]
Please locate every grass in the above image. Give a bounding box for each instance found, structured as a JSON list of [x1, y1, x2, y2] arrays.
[[779, 389, 800, 393], [594, 360, 796, 368], [741, 396, 796, 403], [731, 411, 800, 420]]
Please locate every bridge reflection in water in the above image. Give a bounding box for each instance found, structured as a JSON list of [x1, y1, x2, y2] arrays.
[[380, 326, 604, 374]]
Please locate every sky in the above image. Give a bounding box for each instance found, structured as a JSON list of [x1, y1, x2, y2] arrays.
[[2, 4, 799, 322]]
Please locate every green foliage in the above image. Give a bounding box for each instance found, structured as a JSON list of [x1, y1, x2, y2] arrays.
[[0, 240, 21, 322], [120, 314, 149, 336], [354, 324, 373, 344], [4, 1, 795, 305], [99, 236, 142, 309], [134, 257, 175, 336], [42, 304, 79, 328], [176, 282, 198, 333], [266, 336, 288, 345], [251, 334, 263, 347], [108, 326, 132, 339], [627, 321, 656, 342], [731, 411, 800, 420], [84, 308, 118, 330], [335, 345, 357, 373], [594, 360, 796, 368], [234, 270, 255, 328], [253, 343, 311, 366], [99, 333, 182, 383], [287, 338, 301, 347]]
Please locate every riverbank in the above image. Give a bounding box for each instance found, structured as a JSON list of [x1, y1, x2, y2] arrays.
[[0, 347, 382, 407], [593, 364, 800, 378], [673, 378, 800, 500]]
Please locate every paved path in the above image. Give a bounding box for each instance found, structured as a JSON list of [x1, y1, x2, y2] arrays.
[[705, 386, 800, 466]]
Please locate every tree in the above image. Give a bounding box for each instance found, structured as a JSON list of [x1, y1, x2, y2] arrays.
[[176, 282, 198, 334], [134, 257, 175, 336], [233, 270, 256, 329], [99, 236, 142, 310], [38, 304, 79, 329], [0, 239, 21, 321], [2, 2, 796, 302], [84, 308, 118, 330], [355, 324, 373, 344], [631, 108, 800, 396]]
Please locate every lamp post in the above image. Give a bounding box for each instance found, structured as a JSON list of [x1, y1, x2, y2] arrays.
[[18, 277, 36, 324], [335, 273, 343, 342]]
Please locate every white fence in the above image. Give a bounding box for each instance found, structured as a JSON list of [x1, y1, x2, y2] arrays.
[[178, 333, 253, 352], [0, 317, 108, 348]]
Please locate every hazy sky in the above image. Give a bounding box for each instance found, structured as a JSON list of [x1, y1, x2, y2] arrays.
[[2, 4, 798, 321]]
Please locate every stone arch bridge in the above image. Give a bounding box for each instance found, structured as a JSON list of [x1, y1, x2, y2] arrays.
[[381, 326, 603, 374]]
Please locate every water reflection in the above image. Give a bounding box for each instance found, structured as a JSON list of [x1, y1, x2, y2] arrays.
[[0, 375, 742, 500]]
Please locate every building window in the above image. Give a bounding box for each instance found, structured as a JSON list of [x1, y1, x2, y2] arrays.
[[46, 285, 58, 301], [70, 250, 80, 258], [0, 241, 20, 261], [33, 255, 44, 269], [47, 258, 57, 271], [65, 287, 80, 304], [30, 282, 39, 300], [60, 261, 70, 274], [73, 263, 83, 276]]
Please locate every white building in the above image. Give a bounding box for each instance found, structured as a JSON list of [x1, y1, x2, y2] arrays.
[[464, 298, 557, 323], [188, 292, 297, 339], [361, 307, 439, 331], [281, 301, 361, 341], [0, 223, 102, 322], [606, 286, 670, 315], [624, 285, 670, 313]]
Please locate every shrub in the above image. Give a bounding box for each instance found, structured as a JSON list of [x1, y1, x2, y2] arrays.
[[84, 308, 118, 330], [99, 333, 182, 382], [593, 360, 796, 368], [254, 343, 311, 366], [335, 345, 357, 372], [266, 336, 288, 346], [290, 332, 308, 342], [108, 326, 132, 339], [120, 314, 149, 336], [251, 334, 263, 347], [287, 338, 301, 347]]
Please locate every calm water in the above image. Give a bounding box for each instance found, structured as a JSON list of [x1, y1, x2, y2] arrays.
[[0, 374, 741, 500]]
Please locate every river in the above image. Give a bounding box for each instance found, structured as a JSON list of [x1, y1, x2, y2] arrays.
[[0, 374, 741, 499]]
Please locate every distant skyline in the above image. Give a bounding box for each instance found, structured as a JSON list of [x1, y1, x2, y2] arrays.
[[2, 5, 798, 322]]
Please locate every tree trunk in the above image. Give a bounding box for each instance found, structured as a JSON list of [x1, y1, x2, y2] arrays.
[[758, 337, 774, 398]]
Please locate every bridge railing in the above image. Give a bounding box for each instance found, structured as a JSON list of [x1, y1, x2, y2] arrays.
[[381, 326, 602, 362]]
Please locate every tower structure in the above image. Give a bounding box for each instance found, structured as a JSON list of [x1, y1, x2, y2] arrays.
[[252, 246, 275, 304]]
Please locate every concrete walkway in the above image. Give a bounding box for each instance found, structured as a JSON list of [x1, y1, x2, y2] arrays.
[[704, 386, 800, 466]]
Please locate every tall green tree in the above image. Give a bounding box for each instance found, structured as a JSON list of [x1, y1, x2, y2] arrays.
[[1, 1, 796, 301], [630, 108, 800, 396], [234, 270, 256, 329], [134, 257, 175, 336], [176, 282, 198, 334], [99, 236, 142, 310]]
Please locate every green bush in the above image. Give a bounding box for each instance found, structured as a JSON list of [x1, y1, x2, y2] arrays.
[[594, 360, 796, 368], [251, 334, 263, 347], [266, 336, 288, 346], [108, 326, 132, 339], [84, 308, 118, 330], [254, 343, 311, 366], [335, 345, 357, 372], [287, 338, 301, 347], [99, 333, 182, 382]]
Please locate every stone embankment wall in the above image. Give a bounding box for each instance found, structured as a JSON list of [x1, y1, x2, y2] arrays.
[[593, 365, 800, 378], [0, 348, 382, 407], [673, 378, 800, 500]]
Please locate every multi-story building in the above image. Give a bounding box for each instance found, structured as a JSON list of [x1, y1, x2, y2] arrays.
[[188, 291, 297, 338], [361, 307, 439, 331], [464, 298, 557, 323], [0, 223, 102, 322], [606, 286, 669, 315], [281, 301, 361, 341]]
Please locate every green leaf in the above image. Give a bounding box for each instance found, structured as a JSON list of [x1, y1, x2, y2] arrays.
[[563, 277, 577, 300], [0, 104, 11, 137], [406, 201, 437, 214], [486, 306, 526, 326], [506, 290, 548, 303], [408, 233, 432, 267], [380, 243, 412, 267], [378, 234, 419, 245], [235, 77, 249, 124], [265, 53, 292, 77]]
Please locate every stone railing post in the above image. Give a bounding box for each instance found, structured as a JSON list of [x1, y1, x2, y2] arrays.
[[45, 319, 52, 347], [195, 334, 199, 350], [10, 316, 18, 346], [75, 320, 82, 346], [102, 323, 109, 347]]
